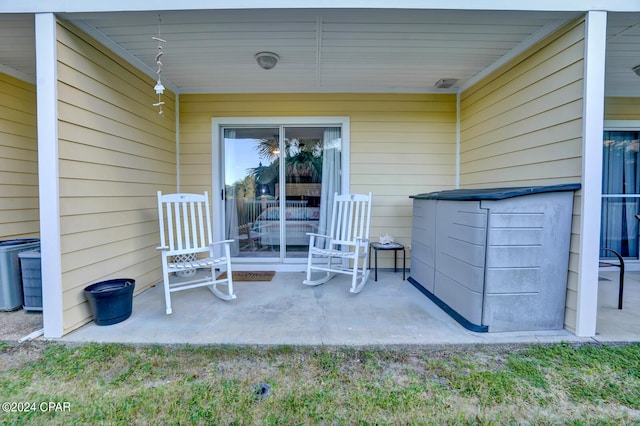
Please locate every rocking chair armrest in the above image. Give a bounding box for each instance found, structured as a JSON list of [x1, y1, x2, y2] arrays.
[[355, 237, 370, 246], [210, 239, 234, 246], [306, 232, 331, 240]]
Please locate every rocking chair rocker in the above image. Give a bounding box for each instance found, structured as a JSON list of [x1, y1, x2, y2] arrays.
[[303, 192, 373, 293], [157, 191, 236, 315]]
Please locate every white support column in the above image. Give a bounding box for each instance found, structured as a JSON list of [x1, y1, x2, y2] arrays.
[[175, 93, 180, 192], [35, 13, 64, 338], [456, 91, 461, 189], [576, 10, 607, 337]]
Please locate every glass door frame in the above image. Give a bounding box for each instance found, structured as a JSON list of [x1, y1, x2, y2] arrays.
[[602, 120, 640, 269], [212, 116, 350, 267]]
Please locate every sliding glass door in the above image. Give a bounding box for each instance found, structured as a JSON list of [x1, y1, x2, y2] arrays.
[[223, 127, 279, 258], [601, 130, 640, 260], [220, 123, 343, 262]]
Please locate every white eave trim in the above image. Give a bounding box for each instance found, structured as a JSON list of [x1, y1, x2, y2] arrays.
[[3, 0, 640, 13], [460, 18, 575, 93], [0, 64, 35, 85], [70, 19, 180, 94], [178, 86, 458, 95], [604, 120, 640, 130]]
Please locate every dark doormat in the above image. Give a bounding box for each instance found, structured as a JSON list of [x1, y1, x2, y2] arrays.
[[217, 271, 275, 282]]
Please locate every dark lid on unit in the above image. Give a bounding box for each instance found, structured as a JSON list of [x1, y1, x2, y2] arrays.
[[0, 238, 39, 247], [410, 183, 581, 201]]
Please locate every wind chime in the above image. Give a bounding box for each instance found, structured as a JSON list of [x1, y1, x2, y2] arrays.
[[152, 15, 166, 115]]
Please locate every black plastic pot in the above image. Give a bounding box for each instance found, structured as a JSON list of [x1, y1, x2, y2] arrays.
[[84, 278, 135, 325]]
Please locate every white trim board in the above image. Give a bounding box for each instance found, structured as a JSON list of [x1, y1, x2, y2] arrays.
[[211, 115, 350, 246], [604, 120, 640, 129], [70, 19, 180, 94], [5, 1, 640, 13], [459, 18, 577, 93], [0, 63, 35, 84]]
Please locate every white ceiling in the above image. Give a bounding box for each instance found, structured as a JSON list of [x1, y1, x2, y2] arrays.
[[605, 12, 640, 97], [1, 9, 640, 96]]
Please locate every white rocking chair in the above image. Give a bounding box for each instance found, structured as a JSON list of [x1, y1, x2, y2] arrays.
[[157, 191, 236, 315], [303, 192, 373, 294]]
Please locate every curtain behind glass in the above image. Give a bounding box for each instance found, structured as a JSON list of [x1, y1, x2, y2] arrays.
[[601, 131, 640, 257], [318, 128, 341, 240], [224, 129, 240, 256]]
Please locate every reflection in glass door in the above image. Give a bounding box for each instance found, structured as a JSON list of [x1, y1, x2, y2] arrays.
[[223, 127, 279, 258], [601, 130, 640, 260], [223, 125, 341, 261]]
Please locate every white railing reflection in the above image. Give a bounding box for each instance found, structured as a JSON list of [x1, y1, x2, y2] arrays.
[[237, 199, 308, 225]]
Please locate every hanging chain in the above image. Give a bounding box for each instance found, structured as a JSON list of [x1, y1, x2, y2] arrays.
[[152, 14, 166, 115]]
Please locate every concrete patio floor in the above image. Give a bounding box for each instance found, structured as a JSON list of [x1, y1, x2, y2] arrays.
[[596, 270, 640, 342], [56, 269, 640, 346]]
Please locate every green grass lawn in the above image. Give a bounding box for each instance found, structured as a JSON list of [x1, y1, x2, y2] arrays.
[[1, 341, 639, 424]]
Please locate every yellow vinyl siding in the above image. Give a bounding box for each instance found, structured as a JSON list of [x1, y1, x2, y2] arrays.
[[460, 19, 586, 333], [179, 93, 456, 262], [0, 73, 39, 239], [605, 97, 640, 120], [56, 21, 176, 333]]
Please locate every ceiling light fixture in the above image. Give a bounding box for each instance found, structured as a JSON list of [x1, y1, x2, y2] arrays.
[[435, 78, 458, 89], [255, 52, 279, 70], [633, 64, 640, 77]]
